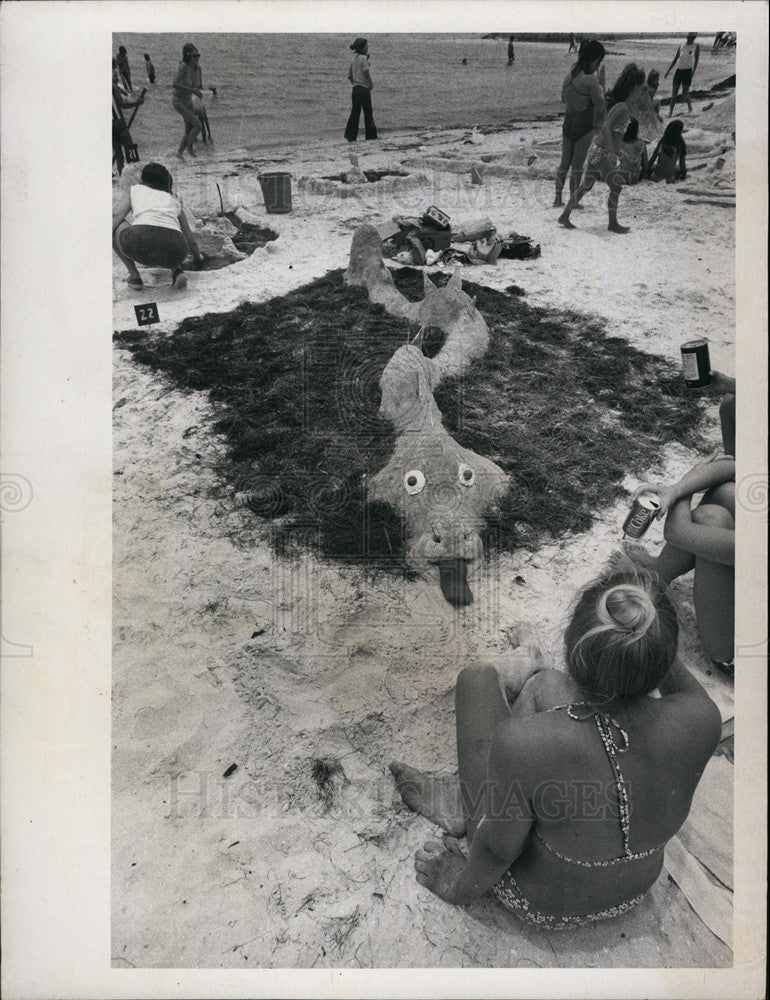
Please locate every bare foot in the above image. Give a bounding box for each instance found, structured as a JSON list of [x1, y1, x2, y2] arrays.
[[176, 152, 185, 162], [552, 197, 564, 207], [414, 840, 467, 903], [608, 222, 631, 233], [620, 540, 657, 570], [389, 761, 466, 837], [557, 212, 576, 229], [572, 203, 584, 210]]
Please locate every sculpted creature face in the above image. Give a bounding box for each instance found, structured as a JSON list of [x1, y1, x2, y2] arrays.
[[370, 427, 509, 605]]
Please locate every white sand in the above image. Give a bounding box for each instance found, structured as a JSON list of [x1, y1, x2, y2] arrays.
[[112, 89, 736, 968]]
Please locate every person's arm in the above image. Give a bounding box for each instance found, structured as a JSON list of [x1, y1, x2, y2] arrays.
[[693, 43, 700, 75], [646, 139, 661, 176], [112, 190, 132, 233], [663, 495, 735, 565], [639, 142, 649, 177], [665, 46, 681, 78], [178, 209, 203, 263], [656, 658, 722, 755], [586, 73, 606, 127], [172, 64, 202, 98], [363, 59, 373, 89], [635, 456, 735, 518], [678, 143, 687, 179], [414, 728, 534, 904], [115, 86, 144, 110], [604, 103, 629, 156]]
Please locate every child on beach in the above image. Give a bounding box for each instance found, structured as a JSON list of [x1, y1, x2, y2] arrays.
[[617, 117, 648, 184], [172, 42, 217, 160], [390, 564, 721, 926], [112, 162, 204, 290], [647, 120, 688, 182], [624, 393, 735, 673]]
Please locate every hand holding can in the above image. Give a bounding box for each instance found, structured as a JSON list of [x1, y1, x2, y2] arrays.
[[623, 491, 662, 538]]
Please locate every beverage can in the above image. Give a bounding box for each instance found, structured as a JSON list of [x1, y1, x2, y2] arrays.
[[623, 492, 661, 538]]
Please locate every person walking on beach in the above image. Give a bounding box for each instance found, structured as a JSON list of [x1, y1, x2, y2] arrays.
[[117, 45, 133, 91], [144, 53, 156, 85], [345, 38, 377, 142], [172, 42, 217, 160], [507, 36, 515, 65], [665, 33, 699, 116], [557, 63, 646, 233], [553, 39, 606, 207], [568, 33, 577, 53]]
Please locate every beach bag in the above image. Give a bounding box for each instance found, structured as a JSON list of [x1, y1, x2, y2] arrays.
[[499, 234, 540, 260]]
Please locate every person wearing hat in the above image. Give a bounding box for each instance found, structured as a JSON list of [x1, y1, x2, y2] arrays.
[[172, 42, 217, 160], [664, 33, 700, 117], [345, 38, 378, 142]]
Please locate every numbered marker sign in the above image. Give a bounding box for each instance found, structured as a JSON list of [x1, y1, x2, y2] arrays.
[[134, 302, 160, 326]]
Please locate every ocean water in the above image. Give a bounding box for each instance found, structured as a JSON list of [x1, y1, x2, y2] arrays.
[[114, 33, 735, 158]]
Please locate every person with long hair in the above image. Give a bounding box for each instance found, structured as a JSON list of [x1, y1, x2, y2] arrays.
[[112, 162, 204, 290], [647, 120, 688, 182], [390, 563, 721, 927], [558, 63, 646, 232], [553, 39, 606, 207], [172, 42, 217, 160]]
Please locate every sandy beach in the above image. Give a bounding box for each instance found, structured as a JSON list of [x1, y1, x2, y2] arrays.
[[112, 58, 737, 969]]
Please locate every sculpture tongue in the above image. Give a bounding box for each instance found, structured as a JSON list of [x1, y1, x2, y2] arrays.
[[437, 560, 473, 606]]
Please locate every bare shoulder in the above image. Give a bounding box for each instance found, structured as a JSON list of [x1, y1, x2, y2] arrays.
[[649, 690, 723, 762]]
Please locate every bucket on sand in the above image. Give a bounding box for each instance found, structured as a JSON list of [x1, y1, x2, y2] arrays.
[[259, 172, 292, 213]]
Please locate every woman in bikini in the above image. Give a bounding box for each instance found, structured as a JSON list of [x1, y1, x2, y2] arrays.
[[553, 39, 606, 207], [390, 562, 721, 928], [558, 63, 647, 233]]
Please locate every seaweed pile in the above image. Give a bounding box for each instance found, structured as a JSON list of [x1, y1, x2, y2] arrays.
[[115, 267, 718, 563]]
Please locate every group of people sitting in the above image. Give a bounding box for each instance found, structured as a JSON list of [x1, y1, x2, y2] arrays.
[[554, 41, 690, 233], [392, 393, 735, 925]]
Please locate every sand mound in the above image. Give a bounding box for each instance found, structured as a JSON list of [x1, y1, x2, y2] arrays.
[[697, 93, 735, 133]]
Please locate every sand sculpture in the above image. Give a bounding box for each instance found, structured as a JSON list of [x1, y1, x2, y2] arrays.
[[345, 225, 509, 606]]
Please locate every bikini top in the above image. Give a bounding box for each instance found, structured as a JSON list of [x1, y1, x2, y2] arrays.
[[534, 702, 666, 868]]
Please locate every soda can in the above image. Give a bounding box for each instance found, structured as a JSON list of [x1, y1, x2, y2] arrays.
[[623, 492, 661, 538], [680, 338, 712, 388]]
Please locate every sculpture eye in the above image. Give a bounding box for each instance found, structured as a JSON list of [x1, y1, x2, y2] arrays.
[[458, 464, 475, 487], [403, 470, 426, 495]]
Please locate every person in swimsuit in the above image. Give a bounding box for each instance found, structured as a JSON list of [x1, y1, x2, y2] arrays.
[[624, 393, 735, 673], [617, 118, 648, 184], [647, 120, 687, 182], [116, 45, 132, 91], [665, 33, 700, 117], [558, 63, 646, 233], [390, 563, 722, 928], [172, 42, 217, 160], [553, 40, 606, 207], [112, 161, 204, 290]]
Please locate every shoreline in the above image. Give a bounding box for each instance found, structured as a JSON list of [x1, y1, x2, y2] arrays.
[[112, 77, 737, 968]]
